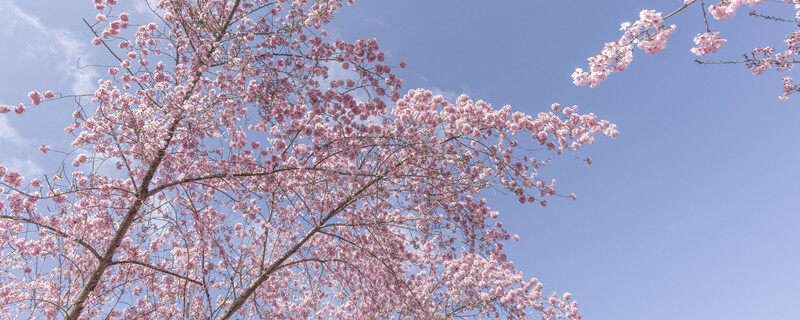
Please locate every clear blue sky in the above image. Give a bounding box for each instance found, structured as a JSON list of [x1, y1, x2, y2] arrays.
[[1, 1, 799, 319]]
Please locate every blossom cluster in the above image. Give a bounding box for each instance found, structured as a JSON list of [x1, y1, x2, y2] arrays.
[[572, 10, 676, 87], [708, 0, 764, 19], [575, 0, 800, 99], [0, 0, 618, 319], [690, 32, 726, 56]]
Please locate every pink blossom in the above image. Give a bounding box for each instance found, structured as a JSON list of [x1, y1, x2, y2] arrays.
[[51, 190, 66, 203], [0, 3, 613, 319], [72, 154, 88, 167], [28, 90, 42, 105], [573, 10, 675, 87], [691, 32, 727, 56], [780, 77, 799, 100], [572, 0, 800, 98], [709, 0, 764, 20], [2, 171, 24, 187]]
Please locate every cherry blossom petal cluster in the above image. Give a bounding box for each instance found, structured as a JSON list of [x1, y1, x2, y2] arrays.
[[572, 10, 676, 87], [0, 1, 621, 319], [708, 0, 764, 19], [576, 0, 800, 99], [690, 32, 726, 56]]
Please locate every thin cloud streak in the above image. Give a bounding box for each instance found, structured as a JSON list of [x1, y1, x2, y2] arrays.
[[6, 157, 43, 176], [0, 116, 26, 145], [0, 0, 97, 94]]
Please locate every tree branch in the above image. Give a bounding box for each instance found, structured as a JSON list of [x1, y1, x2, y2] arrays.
[[110, 259, 203, 285]]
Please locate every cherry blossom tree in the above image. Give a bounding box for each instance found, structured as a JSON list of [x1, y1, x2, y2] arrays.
[[573, 0, 800, 100], [0, 0, 618, 319]]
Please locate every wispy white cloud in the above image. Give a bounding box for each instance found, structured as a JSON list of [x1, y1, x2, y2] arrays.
[[0, 114, 40, 177], [416, 73, 469, 102], [135, 0, 163, 16], [134, 0, 151, 13], [0, 116, 26, 145], [363, 17, 388, 28], [429, 87, 462, 102], [6, 158, 43, 176], [0, 0, 97, 94]]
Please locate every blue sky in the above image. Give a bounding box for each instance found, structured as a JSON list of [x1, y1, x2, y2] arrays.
[[1, 1, 799, 319]]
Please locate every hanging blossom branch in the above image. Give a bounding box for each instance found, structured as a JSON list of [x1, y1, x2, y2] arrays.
[[574, 0, 800, 100]]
